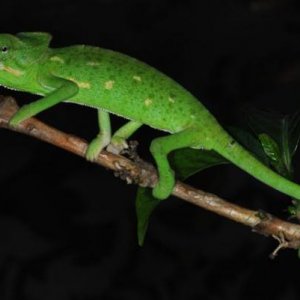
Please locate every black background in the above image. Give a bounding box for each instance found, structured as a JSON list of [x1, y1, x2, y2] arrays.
[[1, 0, 300, 299]]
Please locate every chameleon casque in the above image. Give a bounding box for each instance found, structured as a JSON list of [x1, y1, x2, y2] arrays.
[[1, 32, 300, 200]]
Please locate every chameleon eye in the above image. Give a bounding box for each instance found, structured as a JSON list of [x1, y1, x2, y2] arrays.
[[1, 46, 8, 53]]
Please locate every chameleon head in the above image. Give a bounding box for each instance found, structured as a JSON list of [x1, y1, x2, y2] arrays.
[[0, 32, 52, 90]]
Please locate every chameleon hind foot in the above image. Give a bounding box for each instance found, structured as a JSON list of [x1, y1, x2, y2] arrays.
[[152, 170, 175, 199], [106, 136, 128, 155], [150, 128, 199, 200], [114, 140, 139, 160], [107, 120, 142, 154]]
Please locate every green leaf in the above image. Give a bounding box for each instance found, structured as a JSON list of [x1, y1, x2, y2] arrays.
[[169, 148, 228, 181], [245, 108, 300, 176], [242, 107, 300, 216], [287, 200, 300, 220], [287, 111, 300, 156], [258, 133, 290, 178], [258, 133, 281, 162], [135, 187, 161, 246]]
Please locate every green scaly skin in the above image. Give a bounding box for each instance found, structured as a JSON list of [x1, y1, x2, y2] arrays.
[[0, 32, 300, 200]]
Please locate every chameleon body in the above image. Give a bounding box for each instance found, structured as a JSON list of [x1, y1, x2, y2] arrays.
[[1, 32, 300, 200]]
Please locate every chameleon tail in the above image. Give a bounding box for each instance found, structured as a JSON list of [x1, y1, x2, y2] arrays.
[[212, 130, 300, 200]]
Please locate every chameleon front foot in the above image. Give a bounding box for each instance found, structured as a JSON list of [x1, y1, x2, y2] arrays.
[[85, 134, 110, 161], [9, 104, 32, 127]]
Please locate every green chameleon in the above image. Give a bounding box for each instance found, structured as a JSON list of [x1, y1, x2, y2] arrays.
[[0, 31, 300, 200]]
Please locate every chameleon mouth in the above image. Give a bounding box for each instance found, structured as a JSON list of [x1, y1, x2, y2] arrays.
[[0, 64, 23, 76]]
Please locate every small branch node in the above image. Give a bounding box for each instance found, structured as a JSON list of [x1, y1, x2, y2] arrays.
[[270, 232, 289, 259]]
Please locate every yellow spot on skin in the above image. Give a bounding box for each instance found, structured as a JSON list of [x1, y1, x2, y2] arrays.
[[78, 82, 91, 89], [133, 75, 142, 82], [87, 61, 100, 66], [104, 80, 115, 90], [67, 77, 91, 89], [168, 97, 175, 103], [144, 98, 153, 106], [50, 56, 65, 64], [3, 66, 23, 77]]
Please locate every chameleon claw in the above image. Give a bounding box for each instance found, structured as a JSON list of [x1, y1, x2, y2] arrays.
[[85, 134, 110, 161], [106, 136, 128, 155], [9, 108, 28, 127], [8, 117, 20, 127], [152, 176, 175, 200], [152, 183, 171, 200]]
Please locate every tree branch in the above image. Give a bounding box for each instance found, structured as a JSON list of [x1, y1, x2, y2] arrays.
[[1, 95, 300, 254]]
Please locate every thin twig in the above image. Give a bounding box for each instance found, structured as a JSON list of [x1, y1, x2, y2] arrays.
[[1, 95, 300, 252]]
